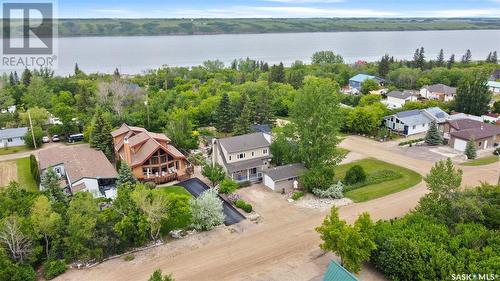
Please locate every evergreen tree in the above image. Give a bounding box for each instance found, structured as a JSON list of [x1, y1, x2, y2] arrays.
[[89, 107, 113, 159], [8, 72, 16, 86], [113, 68, 120, 78], [21, 68, 32, 86], [116, 162, 137, 187], [454, 73, 492, 116], [261, 62, 269, 72], [465, 138, 477, 160], [378, 54, 391, 77], [230, 59, 237, 70], [234, 94, 254, 135], [13, 71, 19, 85], [74, 63, 82, 75], [268, 62, 285, 84], [492, 51, 498, 64], [425, 121, 443, 146], [41, 168, 67, 204], [436, 49, 445, 67], [461, 49, 472, 64], [214, 93, 234, 134], [486, 52, 493, 63], [254, 90, 274, 126], [447, 54, 455, 69], [148, 269, 174, 281]]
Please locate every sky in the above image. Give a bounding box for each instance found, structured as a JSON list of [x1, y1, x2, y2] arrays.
[[58, 0, 500, 18]]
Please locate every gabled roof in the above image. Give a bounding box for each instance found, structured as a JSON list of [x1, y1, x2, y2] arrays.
[[265, 163, 306, 182], [39, 145, 118, 183], [349, 74, 384, 83], [218, 132, 271, 154], [0, 127, 28, 139], [251, 124, 272, 134], [386, 90, 416, 100], [387, 107, 449, 126], [449, 113, 483, 122], [323, 260, 358, 281], [423, 84, 456, 96], [449, 119, 500, 140], [112, 124, 184, 168]]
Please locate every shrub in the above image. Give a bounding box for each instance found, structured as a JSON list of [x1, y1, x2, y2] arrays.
[[300, 165, 336, 192], [398, 138, 424, 146], [291, 191, 304, 200], [219, 178, 238, 194], [235, 199, 252, 213], [29, 154, 40, 184], [190, 188, 224, 231], [24, 126, 43, 149], [344, 165, 367, 185], [43, 259, 67, 280], [123, 255, 135, 261], [313, 181, 344, 199], [227, 193, 241, 203], [344, 170, 402, 191], [187, 153, 206, 166]]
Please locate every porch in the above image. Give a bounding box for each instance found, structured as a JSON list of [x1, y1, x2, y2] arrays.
[[231, 167, 263, 183]]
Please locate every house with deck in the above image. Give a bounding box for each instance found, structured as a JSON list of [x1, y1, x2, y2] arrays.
[[0, 127, 27, 148], [384, 107, 449, 136], [212, 132, 272, 183], [111, 124, 192, 184], [38, 145, 118, 198]]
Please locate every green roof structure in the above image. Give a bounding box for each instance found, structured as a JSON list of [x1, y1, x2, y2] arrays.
[[323, 260, 359, 281]]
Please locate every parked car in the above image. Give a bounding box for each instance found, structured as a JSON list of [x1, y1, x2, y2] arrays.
[[67, 133, 84, 143], [42, 136, 50, 143], [51, 135, 60, 142]]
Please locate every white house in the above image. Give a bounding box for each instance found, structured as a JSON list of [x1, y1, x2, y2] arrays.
[[38, 145, 118, 199], [263, 163, 306, 193], [420, 84, 457, 102], [383, 90, 418, 109], [212, 132, 272, 183], [0, 127, 28, 148], [384, 107, 449, 136]]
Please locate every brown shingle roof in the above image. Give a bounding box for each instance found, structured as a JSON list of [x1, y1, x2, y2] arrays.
[[424, 84, 456, 96], [38, 145, 118, 182], [450, 121, 500, 140]]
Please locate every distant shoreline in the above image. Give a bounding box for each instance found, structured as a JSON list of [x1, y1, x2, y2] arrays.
[[9, 18, 500, 37]]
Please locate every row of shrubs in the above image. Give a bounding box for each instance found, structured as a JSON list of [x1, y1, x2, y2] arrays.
[[291, 191, 304, 200], [344, 169, 403, 192], [235, 199, 253, 213], [398, 138, 424, 146]]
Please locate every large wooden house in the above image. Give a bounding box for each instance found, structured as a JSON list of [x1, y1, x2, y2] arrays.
[[111, 124, 192, 184]]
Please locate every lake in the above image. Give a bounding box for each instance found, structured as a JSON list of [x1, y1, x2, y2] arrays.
[[12, 30, 500, 75]]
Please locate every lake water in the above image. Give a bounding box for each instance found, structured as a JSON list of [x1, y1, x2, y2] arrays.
[[10, 30, 500, 75]]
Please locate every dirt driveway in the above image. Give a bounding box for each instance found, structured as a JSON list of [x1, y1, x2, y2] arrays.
[[0, 161, 17, 187], [56, 136, 499, 281]]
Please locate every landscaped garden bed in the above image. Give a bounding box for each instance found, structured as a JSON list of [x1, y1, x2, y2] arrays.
[[335, 158, 422, 202]]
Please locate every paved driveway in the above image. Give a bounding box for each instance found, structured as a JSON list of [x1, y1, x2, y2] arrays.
[[176, 178, 245, 226]]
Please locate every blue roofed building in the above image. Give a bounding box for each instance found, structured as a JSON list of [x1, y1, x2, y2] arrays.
[[323, 260, 359, 281], [384, 107, 449, 136], [348, 74, 385, 92], [487, 80, 500, 94], [0, 127, 28, 148]]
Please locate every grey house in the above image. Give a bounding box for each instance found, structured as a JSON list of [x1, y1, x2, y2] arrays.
[[0, 127, 28, 148], [212, 132, 272, 183]]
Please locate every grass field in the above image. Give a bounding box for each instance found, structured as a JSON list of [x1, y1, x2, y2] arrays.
[[0, 146, 31, 156], [461, 155, 498, 166], [15, 157, 38, 191], [160, 185, 192, 197], [335, 158, 422, 202]]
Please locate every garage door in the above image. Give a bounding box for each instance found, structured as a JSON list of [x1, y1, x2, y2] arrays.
[[454, 139, 467, 151]]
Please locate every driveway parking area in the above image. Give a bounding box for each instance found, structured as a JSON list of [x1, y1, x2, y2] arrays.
[[392, 144, 460, 162]]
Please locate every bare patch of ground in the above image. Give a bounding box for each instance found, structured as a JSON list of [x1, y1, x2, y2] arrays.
[[0, 161, 17, 187]]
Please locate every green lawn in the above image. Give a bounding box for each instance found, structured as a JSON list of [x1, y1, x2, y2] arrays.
[[461, 155, 499, 166], [160, 185, 192, 197], [0, 146, 31, 156], [335, 158, 422, 203], [15, 157, 38, 192]]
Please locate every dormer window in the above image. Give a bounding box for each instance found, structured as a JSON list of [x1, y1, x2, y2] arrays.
[[237, 153, 245, 159]]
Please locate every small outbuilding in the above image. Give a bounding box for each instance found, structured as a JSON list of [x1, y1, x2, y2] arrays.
[[0, 127, 28, 148], [263, 163, 306, 193]]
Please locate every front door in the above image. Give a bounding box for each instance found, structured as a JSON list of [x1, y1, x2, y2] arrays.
[[403, 125, 409, 135]]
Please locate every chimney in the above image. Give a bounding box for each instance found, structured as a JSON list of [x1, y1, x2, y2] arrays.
[[124, 137, 132, 164]]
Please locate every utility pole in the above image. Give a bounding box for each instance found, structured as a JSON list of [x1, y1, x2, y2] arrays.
[[28, 109, 37, 149]]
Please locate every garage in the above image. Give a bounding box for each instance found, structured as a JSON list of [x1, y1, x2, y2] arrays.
[[453, 138, 467, 151], [263, 163, 306, 193]]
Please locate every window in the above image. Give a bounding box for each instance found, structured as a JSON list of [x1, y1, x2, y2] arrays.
[[229, 156, 232, 160], [237, 153, 245, 159], [7, 138, 12, 142], [422, 124, 425, 127], [412, 125, 416, 129], [251, 152, 254, 156], [263, 149, 268, 154]]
